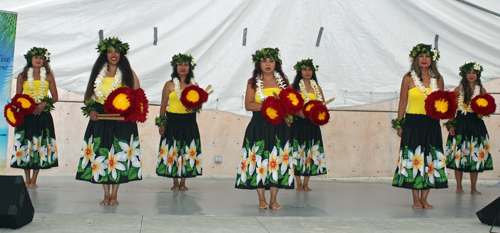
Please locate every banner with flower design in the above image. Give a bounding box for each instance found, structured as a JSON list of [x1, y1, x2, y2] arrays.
[[0, 11, 17, 175]]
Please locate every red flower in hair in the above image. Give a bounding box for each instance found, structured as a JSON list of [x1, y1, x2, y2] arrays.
[[471, 94, 496, 115], [261, 96, 286, 125], [309, 104, 330, 126], [104, 87, 136, 116], [4, 103, 24, 127], [128, 88, 149, 123], [424, 90, 457, 120], [302, 100, 322, 119], [279, 87, 304, 115], [180, 85, 208, 110], [11, 94, 35, 115]]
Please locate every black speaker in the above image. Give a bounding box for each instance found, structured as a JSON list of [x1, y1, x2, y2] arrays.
[[477, 196, 500, 226], [0, 175, 34, 229]]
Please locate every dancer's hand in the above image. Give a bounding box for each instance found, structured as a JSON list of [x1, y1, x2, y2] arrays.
[[159, 126, 165, 136], [449, 127, 455, 136], [33, 102, 47, 115], [90, 110, 98, 121], [397, 128, 403, 137]]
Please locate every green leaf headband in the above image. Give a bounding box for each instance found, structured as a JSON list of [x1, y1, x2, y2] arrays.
[[409, 44, 440, 61], [252, 47, 282, 64], [170, 53, 196, 71], [96, 37, 130, 55], [459, 62, 483, 77], [293, 58, 318, 71], [24, 47, 50, 63]]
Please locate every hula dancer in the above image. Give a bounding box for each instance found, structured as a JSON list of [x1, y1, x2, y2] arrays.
[[76, 37, 142, 206], [392, 44, 448, 209], [235, 48, 293, 210], [10, 47, 58, 188], [156, 53, 203, 190], [445, 62, 493, 195], [291, 59, 327, 191]]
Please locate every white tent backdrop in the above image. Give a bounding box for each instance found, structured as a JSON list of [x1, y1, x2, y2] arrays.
[[4, 0, 500, 116]]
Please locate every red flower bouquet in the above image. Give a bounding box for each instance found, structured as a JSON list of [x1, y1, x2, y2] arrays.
[[180, 85, 209, 110], [279, 87, 304, 115], [471, 94, 496, 115], [302, 100, 322, 119], [11, 94, 35, 115], [309, 103, 330, 126], [424, 90, 457, 120], [4, 103, 24, 127], [261, 96, 286, 125]]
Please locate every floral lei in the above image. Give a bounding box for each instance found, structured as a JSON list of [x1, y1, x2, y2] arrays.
[[410, 70, 438, 97], [94, 62, 122, 99], [173, 77, 196, 100], [27, 67, 47, 103], [457, 84, 480, 114], [299, 79, 323, 103], [256, 71, 286, 101]]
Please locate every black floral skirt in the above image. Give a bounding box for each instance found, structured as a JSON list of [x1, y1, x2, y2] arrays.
[[392, 114, 448, 190], [156, 112, 202, 178], [10, 111, 58, 170], [291, 117, 327, 176], [235, 111, 294, 190], [76, 103, 142, 184], [445, 111, 493, 172]]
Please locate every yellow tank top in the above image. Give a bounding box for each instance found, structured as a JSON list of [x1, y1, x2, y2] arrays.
[[407, 87, 430, 115], [167, 91, 188, 114], [96, 77, 120, 104], [23, 80, 49, 104], [301, 93, 317, 102], [254, 88, 281, 104]]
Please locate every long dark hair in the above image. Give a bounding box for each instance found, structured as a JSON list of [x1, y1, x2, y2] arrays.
[[291, 70, 319, 91], [248, 61, 289, 89], [84, 52, 134, 100], [171, 64, 195, 84], [460, 70, 483, 104], [20, 59, 53, 81]]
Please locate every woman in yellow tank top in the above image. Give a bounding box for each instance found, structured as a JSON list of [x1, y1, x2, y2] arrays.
[[235, 48, 293, 210], [10, 47, 59, 188], [76, 37, 142, 206], [156, 53, 202, 190], [290, 59, 327, 191], [392, 44, 447, 209]]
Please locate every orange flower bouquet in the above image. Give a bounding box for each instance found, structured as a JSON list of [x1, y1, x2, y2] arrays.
[[180, 85, 209, 111], [261, 96, 286, 125], [278, 87, 304, 115], [11, 94, 36, 115], [470, 94, 496, 115], [424, 90, 457, 120], [4, 103, 24, 127]]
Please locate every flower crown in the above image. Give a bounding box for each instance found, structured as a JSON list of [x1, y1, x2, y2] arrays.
[[293, 58, 318, 71], [252, 47, 282, 64], [409, 44, 440, 61], [170, 53, 196, 70], [459, 62, 483, 77], [96, 37, 130, 55], [24, 47, 50, 63]]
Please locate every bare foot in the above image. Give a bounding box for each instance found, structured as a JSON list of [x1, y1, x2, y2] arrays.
[[180, 185, 189, 191], [296, 186, 304, 191], [270, 202, 282, 210], [100, 197, 110, 206], [25, 179, 31, 188], [412, 201, 423, 209], [303, 186, 312, 191], [171, 185, 180, 190], [422, 202, 434, 209], [471, 190, 482, 195], [109, 199, 120, 206], [258, 200, 269, 209], [455, 189, 465, 194], [29, 182, 38, 189]]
